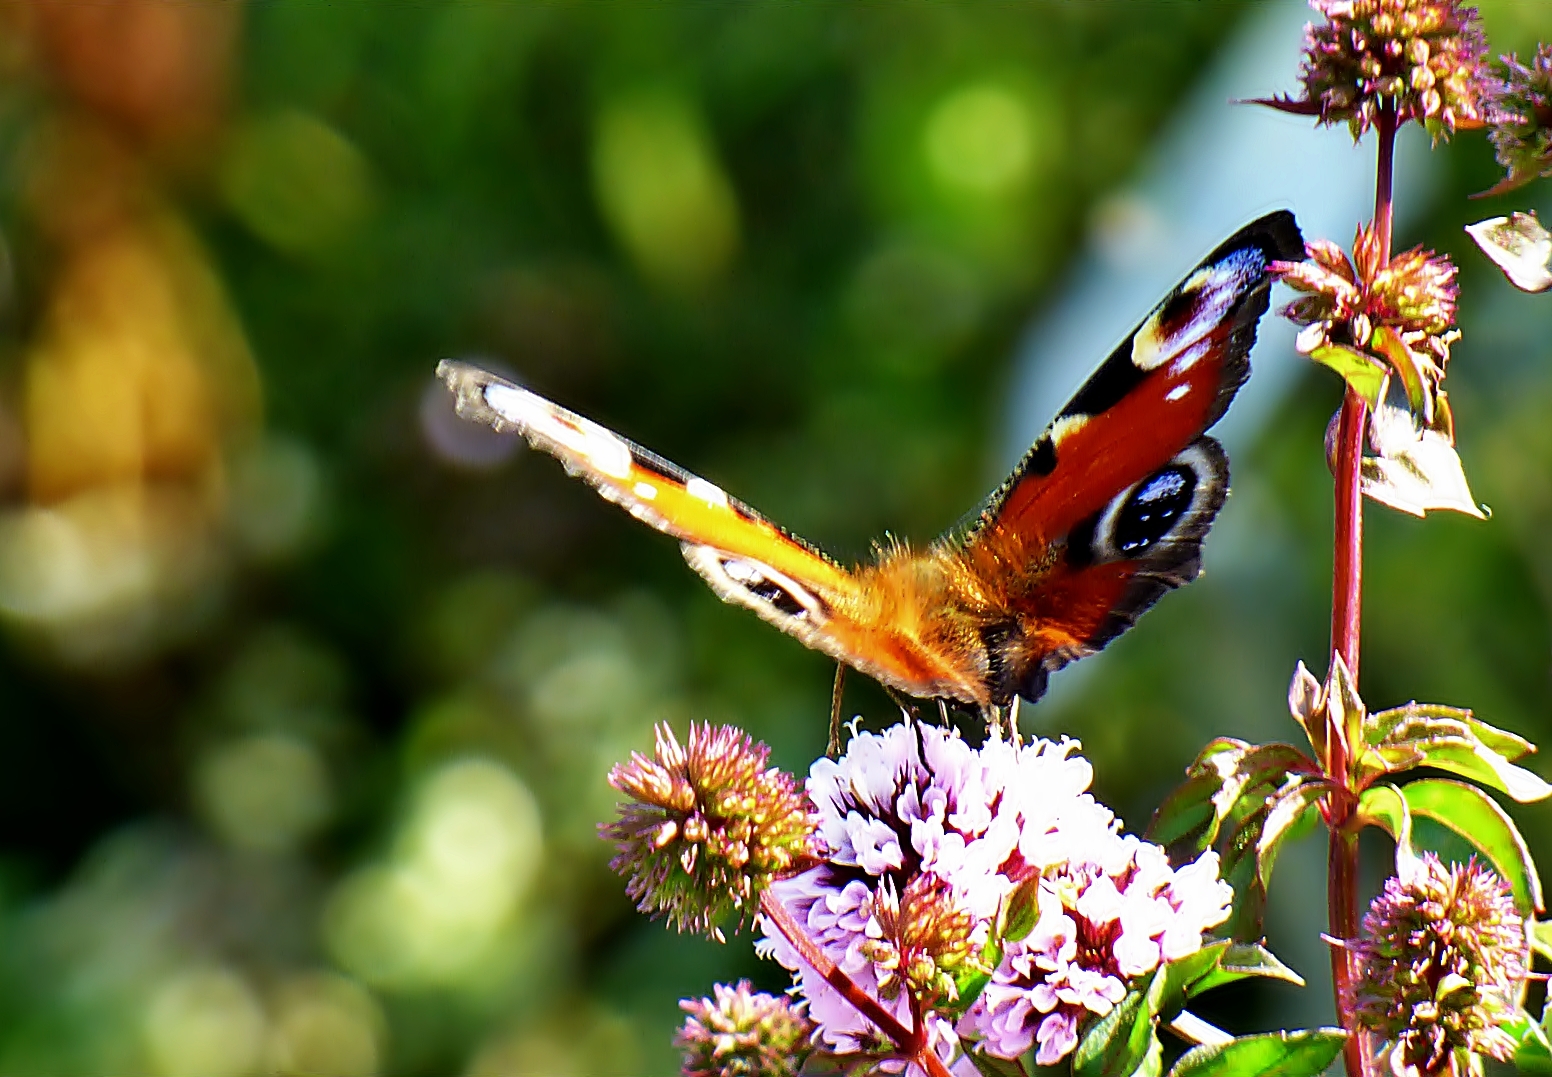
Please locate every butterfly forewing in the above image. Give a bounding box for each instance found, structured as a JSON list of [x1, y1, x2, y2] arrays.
[[438, 358, 862, 608], [953, 211, 1303, 704]]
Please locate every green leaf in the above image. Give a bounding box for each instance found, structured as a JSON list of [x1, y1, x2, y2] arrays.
[[1413, 742, 1552, 804], [1074, 979, 1156, 1077], [1148, 741, 1312, 856], [1153, 941, 1231, 1021], [1149, 739, 1251, 850], [1403, 778, 1543, 915], [1461, 713, 1536, 762], [1190, 942, 1305, 995], [1166, 1029, 1347, 1077], [1371, 706, 1551, 802], [1357, 783, 1414, 867], [1532, 920, 1552, 963], [1501, 1006, 1552, 1074], [1369, 323, 1431, 417], [966, 1047, 1029, 1077], [1256, 782, 1325, 889], [1309, 343, 1386, 409]]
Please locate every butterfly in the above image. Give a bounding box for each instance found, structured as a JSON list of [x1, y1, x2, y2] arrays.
[[439, 210, 1302, 726]]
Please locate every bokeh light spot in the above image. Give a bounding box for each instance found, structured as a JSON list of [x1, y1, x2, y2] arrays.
[[324, 758, 543, 989], [266, 972, 385, 1077], [591, 91, 740, 291], [143, 965, 266, 1077], [194, 733, 332, 852], [923, 82, 1036, 196], [227, 435, 326, 562], [221, 110, 374, 257]]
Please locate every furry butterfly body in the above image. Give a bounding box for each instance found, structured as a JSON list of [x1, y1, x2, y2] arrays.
[[440, 211, 1302, 714]]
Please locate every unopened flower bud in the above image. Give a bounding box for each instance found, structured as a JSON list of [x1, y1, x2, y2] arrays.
[[603, 723, 823, 941], [1350, 854, 1529, 1076], [677, 981, 814, 1077]]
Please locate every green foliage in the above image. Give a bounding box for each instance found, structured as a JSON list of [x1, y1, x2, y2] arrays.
[[1070, 941, 1315, 1077], [1165, 1029, 1346, 1077]]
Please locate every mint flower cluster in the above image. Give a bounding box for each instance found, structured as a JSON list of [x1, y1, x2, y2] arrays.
[[756, 724, 1233, 1072]]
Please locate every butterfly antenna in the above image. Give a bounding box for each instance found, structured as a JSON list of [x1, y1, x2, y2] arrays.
[[827, 663, 848, 760]]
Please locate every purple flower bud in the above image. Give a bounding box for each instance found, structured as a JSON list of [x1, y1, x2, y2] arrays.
[[1350, 854, 1529, 1076], [676, 981, 814, 1077], [602, 723, 822, 941]]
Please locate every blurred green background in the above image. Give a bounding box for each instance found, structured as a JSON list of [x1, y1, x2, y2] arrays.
[[0, 2, 1548, 1074]]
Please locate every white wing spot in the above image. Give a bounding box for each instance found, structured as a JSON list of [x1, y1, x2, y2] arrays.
[[633, 481, 658, 500], [1049, 413, 1091, 445], [484, 383, 632, 478], [1165, 384, 1191, 402], [484, 383, 545, 426], [582, 428, 633, 479], [686, 477, 729, 508]]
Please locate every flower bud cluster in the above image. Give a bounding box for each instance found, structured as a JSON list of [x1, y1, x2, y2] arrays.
[[1485, 45, 1552, 195], [1294, 0, 1489, 138], [676, 980, 814, 1077], [1350, 854, 1529, 1076], [603, 722, 823, 941], [1274, 223, 1460, 430]]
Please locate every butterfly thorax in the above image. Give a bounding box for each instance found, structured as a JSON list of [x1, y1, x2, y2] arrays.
[[839, 531, 1063, 708]]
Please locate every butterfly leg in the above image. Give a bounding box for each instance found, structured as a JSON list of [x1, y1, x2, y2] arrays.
[[1007, 695, 1022, 745], [983, 703, 1004, 740], [827, 663, 848, 759], [937, 699, 951, 727], [882, 684, 919, 726]]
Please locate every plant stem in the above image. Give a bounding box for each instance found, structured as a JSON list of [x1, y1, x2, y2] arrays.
[[1328, 103, 1397, 1077], [758, 889, 919, 1053], [1329, 822, 1365, 1077]]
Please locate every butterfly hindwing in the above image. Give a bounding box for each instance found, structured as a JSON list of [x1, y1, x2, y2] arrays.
[[958, 210, 1303, 704]]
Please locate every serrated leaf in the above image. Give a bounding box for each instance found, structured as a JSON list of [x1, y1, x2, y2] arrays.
[[1362, 402, 1487, 520], [1166, 1029, 1346, 1077], [1148, 741, 1312, 856], [1153, 941, 1231, 1021], [1074, 979, 1155, 1077], [1190, 942, 1306, 996], [1465, 212, 1552, 294], [1369, 702, 1475, 747], [1403, 778, 1543, 914], [1373, 707, 1551, 802], [1462, 714, 1537, 763], [1310, 343, 1387, 408]]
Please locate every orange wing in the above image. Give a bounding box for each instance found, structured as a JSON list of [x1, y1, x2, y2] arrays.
[[438, 211, 1302, 714], [950, 210, 1304, 704]]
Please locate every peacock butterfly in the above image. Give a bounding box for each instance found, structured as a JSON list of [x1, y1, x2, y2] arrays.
[[439, 210, 1302, 725]]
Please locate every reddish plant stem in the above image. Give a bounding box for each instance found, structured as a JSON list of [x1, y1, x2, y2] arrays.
[[758, 889, 919, 1054], [1328, 104, 1397, 1077], [1329, 820, 1365, 1077]]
